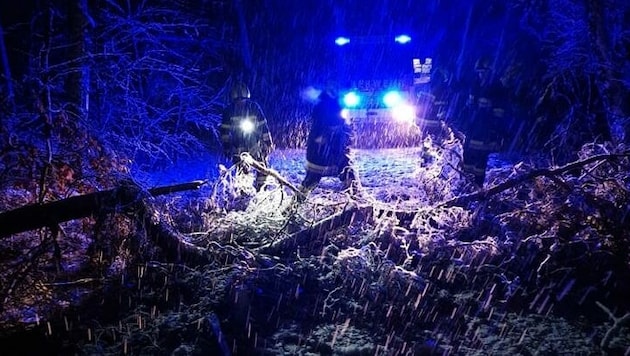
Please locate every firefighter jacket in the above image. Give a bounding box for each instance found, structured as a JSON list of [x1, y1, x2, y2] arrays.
[[220, 99, 273, 163], [416, 91, 447, 138], [464, 77, 508, 152], [305, 92, 353, 176]]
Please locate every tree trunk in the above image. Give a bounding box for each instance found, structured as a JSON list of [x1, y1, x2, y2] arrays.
[[0, 19, 15, 117], [0, 180, 206, 238], [584, 0, 618, 140], [258, 203, 373, 255]]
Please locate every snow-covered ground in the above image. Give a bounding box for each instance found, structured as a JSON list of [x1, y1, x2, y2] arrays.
[[143, 140, 467, 212], [269, 146, 461, 208], [4, 138, 629, 355], [271, 147, 425, 188], [143, 147, 431, 186]]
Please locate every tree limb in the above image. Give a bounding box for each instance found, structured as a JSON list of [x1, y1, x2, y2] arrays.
[[258, 202, 373, 255], [596, 301, 630, 349], [135, 196, 211, 265], [440, 153, 629, 208], [240, 152, 305, 197], [0, 180, 206, 238]]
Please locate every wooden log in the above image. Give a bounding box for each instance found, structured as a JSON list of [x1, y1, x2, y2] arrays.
[[258, 202, 373, 255], [0, 180, 206, 238], [136, 199, 210, 265]]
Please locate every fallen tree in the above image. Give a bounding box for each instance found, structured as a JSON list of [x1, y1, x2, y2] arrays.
[[2, 147, 629, 354], [0, 180, 212, 316], [440, 152, 630, 208], [0, 180, 206, 239], [258, 201, 373, 255]]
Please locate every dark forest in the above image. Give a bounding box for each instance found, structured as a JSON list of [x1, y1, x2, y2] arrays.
[[1, 0, 629, 354]]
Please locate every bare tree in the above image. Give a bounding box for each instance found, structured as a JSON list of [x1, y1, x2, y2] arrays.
[[85, 0, 229, 171], [0, 0, 229, 197], [494, 0, 630, 164], [0, 19, 15, 118]]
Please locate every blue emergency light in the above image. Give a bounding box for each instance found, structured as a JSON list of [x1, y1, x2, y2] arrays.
[[342, 91, 361, 107], [383, 90, 403, 107], [335, 36, 351, 46], [394, 34, 411, 44]]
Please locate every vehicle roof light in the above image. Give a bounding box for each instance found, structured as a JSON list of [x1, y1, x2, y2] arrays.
[[383, 90, 403, 107], [335, 36, 350, 46], [343, 91, 360, 107], [394, 34, 411, 44]]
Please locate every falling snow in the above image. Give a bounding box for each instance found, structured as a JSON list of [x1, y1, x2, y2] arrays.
[[1, 0, 630, 354]]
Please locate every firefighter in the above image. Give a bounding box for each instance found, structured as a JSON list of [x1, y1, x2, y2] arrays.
[[220, 81, 274, 191], [461, 57, 509, 187], [418, 67, 452, 142], [298, 87, 358, 198]]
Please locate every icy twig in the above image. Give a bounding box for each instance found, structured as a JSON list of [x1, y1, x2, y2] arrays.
[[240, 152, 305, 197], [439, 152, 630, 208], [321, 286, 344, 316], [596, 301, 630, 349]]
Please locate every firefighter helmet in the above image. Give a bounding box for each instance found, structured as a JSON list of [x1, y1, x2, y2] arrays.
[[323, 79, 340, 98], [474, 57, 492, 72], [230, 82, 251, 100]]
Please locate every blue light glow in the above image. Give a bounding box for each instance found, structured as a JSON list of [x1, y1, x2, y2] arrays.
[[383, 91, 402, 107], [394, 34, 411, 44], [301, 86, 322, 103], [335, 36, 350, 46], [342, 91, 361, 107]]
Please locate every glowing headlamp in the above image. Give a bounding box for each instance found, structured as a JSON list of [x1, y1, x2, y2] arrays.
[[240, 118, 255, 134]]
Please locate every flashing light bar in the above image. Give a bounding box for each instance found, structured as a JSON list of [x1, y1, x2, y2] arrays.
[[383, 90, 403, 107], [335, 36, 351, 46], [342, 91, 361, 107], [394, 34, 411, 44]]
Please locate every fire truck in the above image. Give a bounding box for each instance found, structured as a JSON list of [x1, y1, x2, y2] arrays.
[[334, 34, 434, 148]]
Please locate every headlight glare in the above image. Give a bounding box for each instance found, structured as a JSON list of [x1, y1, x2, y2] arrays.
[[240, 119, 255, 134]]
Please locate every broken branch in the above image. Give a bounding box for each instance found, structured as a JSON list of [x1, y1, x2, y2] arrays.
[[440, 152, 629, 208]]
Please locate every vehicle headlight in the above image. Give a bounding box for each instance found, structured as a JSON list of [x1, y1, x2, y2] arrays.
[[391, 104, 415, 123], [240, 118, 255, 134], [335, 36, 350, 46]]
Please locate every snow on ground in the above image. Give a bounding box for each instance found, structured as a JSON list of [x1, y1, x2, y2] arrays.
[[143, 147, 427, 191], [135, 136, 474, 232], [270, 146, 459, 209], [141, 143, 464, 215], [270, 147, 426, 190]]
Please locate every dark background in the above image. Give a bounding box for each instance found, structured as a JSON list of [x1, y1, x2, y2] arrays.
[[1, 1, 630, 354], [2, 0, 628, 158]]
